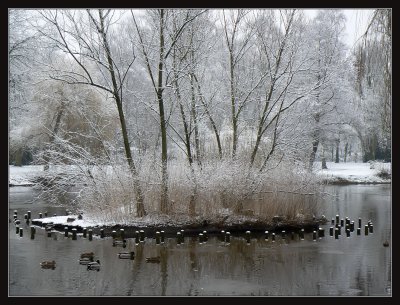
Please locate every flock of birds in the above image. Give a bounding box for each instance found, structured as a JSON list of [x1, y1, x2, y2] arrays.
[[40, 250, 161, 271]]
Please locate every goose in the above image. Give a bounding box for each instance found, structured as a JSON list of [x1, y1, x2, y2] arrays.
[[40, 261, 56, 269], [80, 252, 94, 259], [87, 260, 101, 271], [118, 252, 135, 259], [146, 256, 161, 263]]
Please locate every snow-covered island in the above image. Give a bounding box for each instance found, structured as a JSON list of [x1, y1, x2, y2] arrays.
[[10, 161, 390, 233]]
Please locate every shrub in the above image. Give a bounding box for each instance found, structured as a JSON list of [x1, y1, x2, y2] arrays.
[[374, 163, 391, 180]]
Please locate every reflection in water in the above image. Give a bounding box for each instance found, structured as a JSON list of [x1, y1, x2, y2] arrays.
[[160, 245, 168, 295], [9, 185, 391, 296]]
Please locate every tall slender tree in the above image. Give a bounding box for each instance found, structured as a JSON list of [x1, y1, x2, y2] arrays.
[[37, 9, 146, 216]]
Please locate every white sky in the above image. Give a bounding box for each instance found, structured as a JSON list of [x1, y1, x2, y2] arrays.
[[303, 9, 374, 49]]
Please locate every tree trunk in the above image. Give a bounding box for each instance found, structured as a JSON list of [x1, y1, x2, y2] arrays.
[[335, 139, 340, 163], [229, 52, 238, 158], [98, 10, 145, 217], [259, 99, 284, 172], [44, 102, 66, 171], [322, 157, 327, 169], [321, 144, 327, 169], [250, 126, 263, 166], [157, 9, 169, 214], [173, 51, 193, 165], [172, 55, 196, 217], [193, 74, 222, 159], [309, 130, 319, 171], [190, 73, 201, 165], [188, 166, 197, 217], [344, 142, 348, 162]]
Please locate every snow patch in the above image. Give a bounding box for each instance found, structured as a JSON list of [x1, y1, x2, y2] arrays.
[[32, 215, 97, 228], [316, 161, 391, 184], [9, 165, 44, 186]]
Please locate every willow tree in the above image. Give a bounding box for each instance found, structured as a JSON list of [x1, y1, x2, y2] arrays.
[[355, 9, 391, 161]]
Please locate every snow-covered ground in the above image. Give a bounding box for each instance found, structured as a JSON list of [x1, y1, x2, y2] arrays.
[[315, 161, 391, 184], [9, 161, 391, 187], [32, 215, 98, 229], [9, 165, 44, 186]]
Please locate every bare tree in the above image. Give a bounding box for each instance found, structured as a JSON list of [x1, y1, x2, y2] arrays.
[[37, 9, 146, 216], [249, 10, 320, 170], [132, 9, 206, 214], [9, 10, 42, 136], [221, 10, 259, 158], [306, 10, 348, 170]]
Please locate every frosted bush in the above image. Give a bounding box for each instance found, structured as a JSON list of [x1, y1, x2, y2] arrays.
[[34, 141, 323, 225]]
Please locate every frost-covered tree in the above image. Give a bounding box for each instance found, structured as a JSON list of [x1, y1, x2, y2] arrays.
[[35, 9, 146, 216], [9, 9, 43, 165], [353, 9, 391, 161], [132, 9, 206, 214], [305, 10, 350, 169], [9, 10, 38, 127], [249, 10, 320, 170]]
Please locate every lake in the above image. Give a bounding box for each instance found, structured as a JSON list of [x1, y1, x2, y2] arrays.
[[9, 184, 391, 296]]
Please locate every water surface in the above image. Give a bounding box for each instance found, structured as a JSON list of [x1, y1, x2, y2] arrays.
[[9, 184, 391, 296]]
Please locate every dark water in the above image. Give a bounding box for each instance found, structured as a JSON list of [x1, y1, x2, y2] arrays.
[[9, 185, 391, 296]]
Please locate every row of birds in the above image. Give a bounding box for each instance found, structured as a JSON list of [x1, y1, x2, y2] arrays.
[[40, 251, 161, 270]]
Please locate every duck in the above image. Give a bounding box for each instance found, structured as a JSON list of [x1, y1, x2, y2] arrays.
[[79, 257, 94, 265], [40, 260, 56, 269], [87, 260, 101, 271], [45, 224, 54, 231], [80, 252, 94, 259], [383, 241, 389, 247], [145, 256, 161, 263], [112, 239, 127, 247], [118, 252, 135, 259]]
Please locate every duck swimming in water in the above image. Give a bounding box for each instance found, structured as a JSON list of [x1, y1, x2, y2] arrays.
[[145, 256, 161, 263], [80, 252, 94, 259], [112, 239, 127, 247], [118, 252, 135, 259], [40, 261, 56, 269], [87, 260, 101, 271], [79, 257, 94, 265]]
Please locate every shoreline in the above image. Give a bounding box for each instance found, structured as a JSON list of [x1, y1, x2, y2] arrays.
[[9, 179, 391, 188], [30, 216, 327, 237]]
